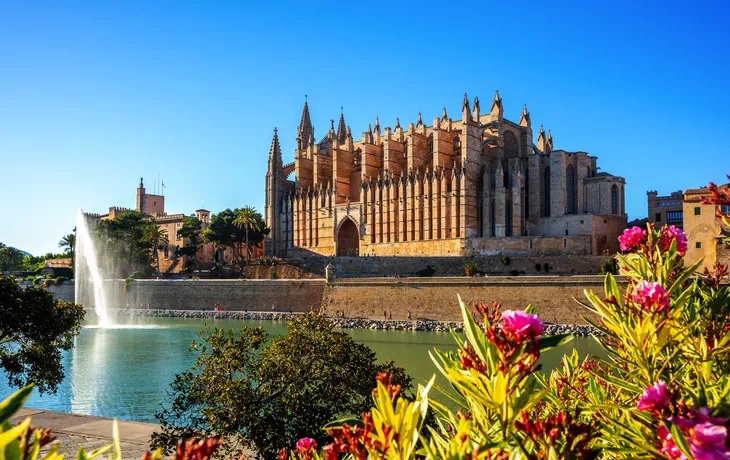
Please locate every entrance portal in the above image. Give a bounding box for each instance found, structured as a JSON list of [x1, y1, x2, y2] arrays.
[[336, 218, 360, 257]]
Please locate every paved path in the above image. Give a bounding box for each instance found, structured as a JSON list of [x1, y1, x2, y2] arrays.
[[10, 408, 158, 459]]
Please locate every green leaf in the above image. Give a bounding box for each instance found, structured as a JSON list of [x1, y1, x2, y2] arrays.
[[322, 416, 364, 430], [538, 333, 574, 352], [0, 417, 30, 449], [0, 385, 33, 425], [669, 423, 693, 459]]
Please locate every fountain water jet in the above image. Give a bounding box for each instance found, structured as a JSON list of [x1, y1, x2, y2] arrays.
[[75, 209, 112, 326]]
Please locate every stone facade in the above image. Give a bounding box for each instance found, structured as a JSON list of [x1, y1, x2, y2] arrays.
[[265, 92, 627, 258], [683, 184, 730, 271], [647, 190, 684, 228]]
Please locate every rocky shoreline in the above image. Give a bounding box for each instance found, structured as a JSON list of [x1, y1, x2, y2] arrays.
[[105, 309, 601, 336]]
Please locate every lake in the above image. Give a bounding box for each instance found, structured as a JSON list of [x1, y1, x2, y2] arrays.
[[0, 316, 606, 423]]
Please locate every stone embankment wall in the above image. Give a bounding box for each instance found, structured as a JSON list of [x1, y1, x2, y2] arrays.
[[109, 279, 326, 312], [284, 254, 609, 278], [322, 276, 608, 325], [56, 277, 612, 325]]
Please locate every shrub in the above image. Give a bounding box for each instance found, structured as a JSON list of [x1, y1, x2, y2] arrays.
[[464, 262, 479, 277], [501, 255, 511, 265], [535, 263, 542, 271], [153, 312, 413, 459], [41, 279, 53, 288], [543, 262, 550, 272], [284, 223, 730, 459], [599, 256, 619, 275], [54, 276, 69, 285]]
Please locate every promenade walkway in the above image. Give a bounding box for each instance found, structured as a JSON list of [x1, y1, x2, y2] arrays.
[[10, 408, 157, 458]]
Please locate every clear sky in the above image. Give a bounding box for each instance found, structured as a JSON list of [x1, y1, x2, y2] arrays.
[[2, 0, 729, 255]]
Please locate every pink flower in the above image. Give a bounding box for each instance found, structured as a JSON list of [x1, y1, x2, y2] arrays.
[[659, 225, 688, 256], [296, 437, 317, 453], [501, 310, 544, 341], [632, 281, 670, 313], [637, 381, 670, 412], [690, 422, 730, 460], [619, 226, 647, 252], [658, 425, 684, 459]]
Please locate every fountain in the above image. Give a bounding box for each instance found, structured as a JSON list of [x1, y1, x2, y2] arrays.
[[75, 209, 112, 326]]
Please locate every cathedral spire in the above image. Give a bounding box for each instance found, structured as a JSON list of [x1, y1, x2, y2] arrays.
[[374, 116, 381, 134], [416, 111, 423, 127], [442, 106, 448, 121], [336, 107, 347, 143], [268, 127, 282, 165], [547, 129, 554, 151], [395, 117, 401, 130], [490, 90, 503, 119], [297, 96, 314, 148], [537, 124, 547, 152], [519, 104, 531, 127], [473, 96, 480, 120], [462, 92, 471, 121]]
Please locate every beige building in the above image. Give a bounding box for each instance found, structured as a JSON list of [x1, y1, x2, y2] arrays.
[[86, 179, 221, 274], [265, 92, 627, 257], [647, 190, 684, 229], [683, 184, 730, 271]]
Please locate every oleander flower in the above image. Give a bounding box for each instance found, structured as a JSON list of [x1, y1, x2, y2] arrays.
[[690, 422, 730, 460], [659, 225, 688, 256], [619, 226, 647, 252], [501, 310, 544, 341], [632, 281, 670, 313], [296, 437, 317, 453], [636, 381, 670, 412], [658, 425, 683, 459]]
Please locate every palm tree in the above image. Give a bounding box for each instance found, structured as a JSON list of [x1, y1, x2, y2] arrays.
[[1, 246, 23, 274], [233, 206, 260, 279], [146, 225, 169, 276], [58, 231, 76, 270]]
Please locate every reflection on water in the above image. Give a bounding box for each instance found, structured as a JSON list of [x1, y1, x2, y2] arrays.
[[0, 317, 606, 423]]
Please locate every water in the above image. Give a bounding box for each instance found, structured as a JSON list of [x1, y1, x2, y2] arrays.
[[0, 317, 606, 423], [75, 209, 111, 326]]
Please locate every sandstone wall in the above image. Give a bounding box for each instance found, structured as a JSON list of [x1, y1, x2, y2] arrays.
[[322, 276, 608, 325], [299, 254, 610, 277], [102, 279, 326, 312]]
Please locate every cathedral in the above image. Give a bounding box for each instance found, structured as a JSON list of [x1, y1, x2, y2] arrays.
[[265, 92, 627, 258]]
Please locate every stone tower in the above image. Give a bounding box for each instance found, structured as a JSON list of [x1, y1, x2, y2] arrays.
[[264, 127, 290, 256]]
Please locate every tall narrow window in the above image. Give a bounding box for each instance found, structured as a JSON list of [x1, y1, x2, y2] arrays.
[[453, 135, 461, 153], [611, 185, 618, 215], [427, 134, 434, 153], [491, 199, 496, 237], [543, 167, 551, 217], [505, 202, 513, 237], [525, 168, 530, 219], [566, 165, 576, 214]]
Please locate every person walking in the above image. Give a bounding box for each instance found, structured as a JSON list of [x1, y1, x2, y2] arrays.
[[407, 311, 412, 320]]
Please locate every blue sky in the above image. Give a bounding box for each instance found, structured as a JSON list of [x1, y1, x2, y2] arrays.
[[1, 0, 729, 255]]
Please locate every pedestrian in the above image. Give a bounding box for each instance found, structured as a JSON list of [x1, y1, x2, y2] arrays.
[[383, 310, 387, 320], [389, 311, 392, 320], [407, 311, 412, 320]]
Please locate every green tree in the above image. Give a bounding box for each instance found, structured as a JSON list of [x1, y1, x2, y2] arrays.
[[95, 210, 155, 276], [152, 312, 412, 459], [177, 216, 203, 276], [58, 230, 76, 271], [0, 276, 85, 393], [232, 206, 262, 278], [202, 208, 268, 277], [0, 246, 24, 274], [145, 225, 169, 276]]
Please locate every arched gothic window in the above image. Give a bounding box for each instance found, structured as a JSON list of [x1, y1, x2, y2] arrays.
[[503, 130, 519, 159], [427, 134, 434, 153], [505, 202, 513, 237], [566, 165, 577, 214], [543, 167, 551, 217], [611, 185, 618, 215], [452, 135, 461, 152]]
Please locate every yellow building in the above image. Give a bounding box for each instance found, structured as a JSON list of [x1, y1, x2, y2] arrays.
[[683, 183, 730, 271]]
